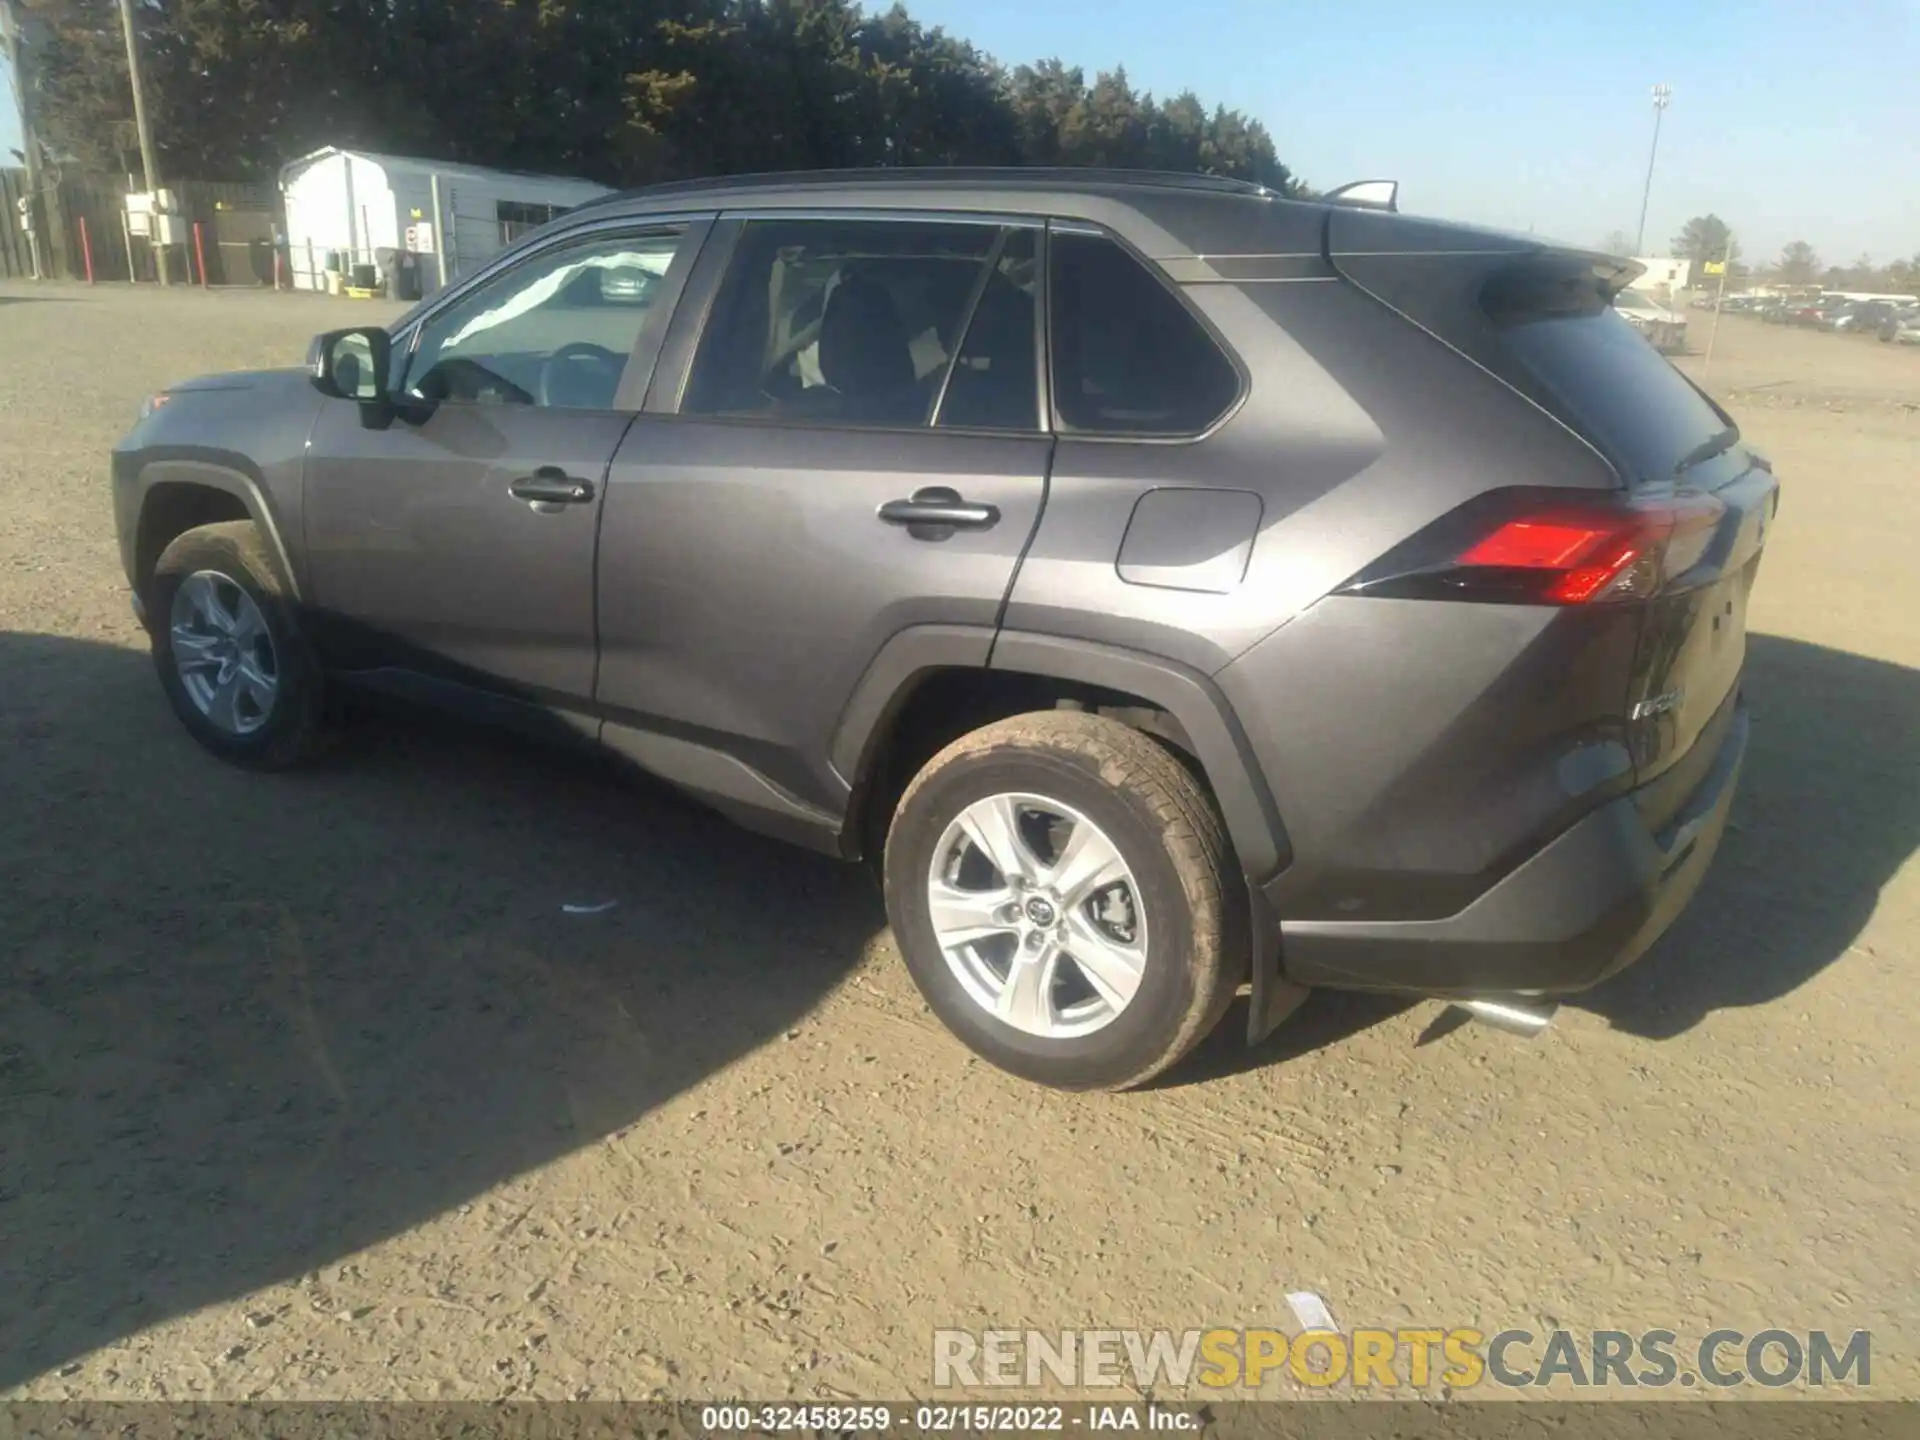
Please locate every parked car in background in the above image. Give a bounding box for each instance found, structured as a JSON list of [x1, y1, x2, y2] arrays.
[[108, 169, 1777, 1090], [1834, 301, 1899, 333], [1804, 298, 1851, 329], [1613, 286, 1688, 351], [1882, 308, 1920, 344]]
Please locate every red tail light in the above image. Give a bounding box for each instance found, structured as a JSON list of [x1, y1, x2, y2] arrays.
[[1457, 515, 1654, 603], [1338, 490, 1726, 606]]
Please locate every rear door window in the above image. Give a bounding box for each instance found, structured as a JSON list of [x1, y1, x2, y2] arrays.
[[935, 227, 1041, 432], [1048, 230, 1240, 436], [683, 218, 1008, 429]]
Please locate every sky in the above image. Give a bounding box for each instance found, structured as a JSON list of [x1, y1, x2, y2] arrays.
[[5, 0, 1918, 265], [899, 0, 1920, 264]]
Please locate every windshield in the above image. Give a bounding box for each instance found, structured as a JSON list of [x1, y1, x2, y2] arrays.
[[1615, 288, 1660, 312]]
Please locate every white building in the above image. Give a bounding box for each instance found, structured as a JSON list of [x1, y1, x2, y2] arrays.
[[278, 147, 614, 294], [1631, 256, 1690, 301]]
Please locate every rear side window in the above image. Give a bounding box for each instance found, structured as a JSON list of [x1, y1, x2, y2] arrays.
[[684, 218, 1008, 429], [1048, 231, 1240, 436], [1502, 308, 1728, 483]]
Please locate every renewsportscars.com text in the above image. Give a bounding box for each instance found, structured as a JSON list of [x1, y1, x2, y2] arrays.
[[932, 1327, 1871, 1391]]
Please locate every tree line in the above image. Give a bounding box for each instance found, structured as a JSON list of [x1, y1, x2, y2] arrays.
[[1660, 215, 1919, 295], [13, 0, 1301, 194]]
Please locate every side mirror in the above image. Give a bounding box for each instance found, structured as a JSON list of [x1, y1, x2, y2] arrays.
[[309, 327, 393, 403]]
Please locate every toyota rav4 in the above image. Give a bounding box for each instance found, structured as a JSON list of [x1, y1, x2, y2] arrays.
[[112, 169, 1777, 1090]]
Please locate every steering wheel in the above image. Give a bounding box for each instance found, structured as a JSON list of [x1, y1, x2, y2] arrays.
[[537, 342, 626, 409]]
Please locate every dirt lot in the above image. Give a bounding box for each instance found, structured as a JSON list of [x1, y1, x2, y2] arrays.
[[1, 284, 1915, 1402]]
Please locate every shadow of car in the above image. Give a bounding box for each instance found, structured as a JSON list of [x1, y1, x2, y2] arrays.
[[0, 629, 881, 1388], [1575, 632, 1919, 1038]]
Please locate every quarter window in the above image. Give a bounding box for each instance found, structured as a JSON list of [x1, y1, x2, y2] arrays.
[[683, 218, 1032, 430], [405, 229, 682, 411], [1049, 231, 1240, 435]]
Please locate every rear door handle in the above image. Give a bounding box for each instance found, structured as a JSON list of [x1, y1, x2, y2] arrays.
[[509, 467, 595, 506], [877, 487, 1000, 535]]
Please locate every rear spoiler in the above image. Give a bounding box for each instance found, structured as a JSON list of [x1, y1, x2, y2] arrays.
[[1592, 256, 1647, 299], [1323, 179, 1399, 213]]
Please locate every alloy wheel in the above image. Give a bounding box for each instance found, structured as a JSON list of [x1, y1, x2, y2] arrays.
[[168, 570, 280, 736], [925, 792, 1148, 1038]]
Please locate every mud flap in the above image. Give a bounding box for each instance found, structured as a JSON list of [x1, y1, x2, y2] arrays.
[[1247, 878, 1310, 1043]]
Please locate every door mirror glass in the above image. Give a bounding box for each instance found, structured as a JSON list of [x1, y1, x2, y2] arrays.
[[309, 327, 392, 402]]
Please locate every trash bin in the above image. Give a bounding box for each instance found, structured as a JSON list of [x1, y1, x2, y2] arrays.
[[350, 262, 378, 291], [389, 251, 422, 302]]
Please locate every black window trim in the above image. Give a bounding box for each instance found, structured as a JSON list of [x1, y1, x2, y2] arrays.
[[389, 215, 711, 416], [651, 208, 1052, 439], [1044, 218, 1250, 445]]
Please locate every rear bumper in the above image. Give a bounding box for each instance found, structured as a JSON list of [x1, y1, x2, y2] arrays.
[[1274, 698, 1748, 996]]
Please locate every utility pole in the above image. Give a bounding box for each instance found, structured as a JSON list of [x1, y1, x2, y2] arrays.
[[1703, 241, 1734, 375], [1634, 83, 1672, 256], [2, 0, 46, 276], [115, 0, 167, 284]]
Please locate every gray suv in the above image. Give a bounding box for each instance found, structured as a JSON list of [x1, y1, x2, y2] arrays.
[[112, 169, 1777, 1090]]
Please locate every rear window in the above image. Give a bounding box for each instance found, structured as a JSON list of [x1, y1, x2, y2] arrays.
[[1501, 308, 1727, 483]]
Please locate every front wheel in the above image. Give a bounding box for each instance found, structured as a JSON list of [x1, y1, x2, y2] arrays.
[[146, 520, 325, 770], [884, 712, 1244, 1091]]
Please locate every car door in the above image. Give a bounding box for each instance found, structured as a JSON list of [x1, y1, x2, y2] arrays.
[[595, 213, 1053, 832], [301, 218, 707, 713]]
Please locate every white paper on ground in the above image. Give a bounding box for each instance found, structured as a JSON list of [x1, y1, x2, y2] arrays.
[[1286, 1291, 1339, 1333]]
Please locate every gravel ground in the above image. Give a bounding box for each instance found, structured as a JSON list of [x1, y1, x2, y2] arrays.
[[1, 283, 1915, 1402]]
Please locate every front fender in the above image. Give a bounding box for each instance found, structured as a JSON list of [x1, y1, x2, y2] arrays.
[[114, 372, 322, 599]]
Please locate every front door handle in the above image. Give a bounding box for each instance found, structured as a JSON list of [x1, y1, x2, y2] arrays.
[[509, 467, 595, 506], [878, 487, 1000, 538]]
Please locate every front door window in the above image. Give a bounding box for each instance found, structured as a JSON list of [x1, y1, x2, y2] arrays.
[[405, 230, 684, 411]]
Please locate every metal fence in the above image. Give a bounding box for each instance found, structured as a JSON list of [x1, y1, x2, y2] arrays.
[[1, 169, 282, 285]]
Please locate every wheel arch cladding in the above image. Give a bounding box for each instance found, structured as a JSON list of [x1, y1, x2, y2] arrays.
[[988, 631, 1291, 881], [133, 461, 299, 599], [831, 626, 1292, 883]]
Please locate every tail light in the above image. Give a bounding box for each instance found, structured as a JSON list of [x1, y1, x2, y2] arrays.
[[1338, 488, 1726, 606]]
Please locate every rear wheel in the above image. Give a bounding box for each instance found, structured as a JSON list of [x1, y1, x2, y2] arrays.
[[147, 520, 325, 769], [884, 712, 1242, 1090]]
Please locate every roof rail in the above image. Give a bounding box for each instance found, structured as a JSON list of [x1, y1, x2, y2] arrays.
[[588, 166, 1279, 207], [1323, 179, 1399, 213]]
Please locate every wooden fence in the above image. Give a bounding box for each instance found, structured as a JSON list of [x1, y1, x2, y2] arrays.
[[1, 169, 283, 285]]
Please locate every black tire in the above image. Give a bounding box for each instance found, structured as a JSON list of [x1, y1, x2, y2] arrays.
[[884, 711, 1244, 1091], [146, 520, 325, 770]]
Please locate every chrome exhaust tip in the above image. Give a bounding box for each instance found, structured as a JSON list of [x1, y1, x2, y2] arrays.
[[1453, 997, 1558, 1037]]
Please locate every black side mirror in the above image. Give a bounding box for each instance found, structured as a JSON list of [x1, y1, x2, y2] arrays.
[[309, 327, 393, 403]]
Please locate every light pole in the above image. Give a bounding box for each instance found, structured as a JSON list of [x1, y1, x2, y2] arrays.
[[1633, 83, 1672, 256]]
